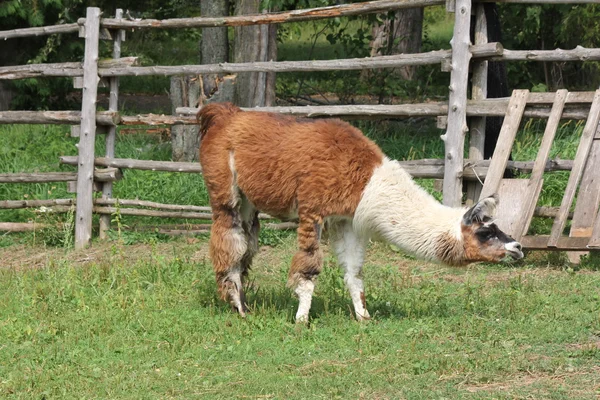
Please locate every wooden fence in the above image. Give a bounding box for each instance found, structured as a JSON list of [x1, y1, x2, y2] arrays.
[[1, 0, 600, 253]]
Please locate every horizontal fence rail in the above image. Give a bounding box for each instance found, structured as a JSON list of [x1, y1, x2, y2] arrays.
[[0, 95, 595, 129], [2, 0, 597, 40], [57, 155, 574, 179], [0, 111, 120, 125], [92, 0, 445, 30], [0, 169, 121, 183], [6, 46, 600, 81]]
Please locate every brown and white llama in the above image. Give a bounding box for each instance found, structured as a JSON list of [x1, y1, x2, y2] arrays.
[[197, 102, 524, 322]]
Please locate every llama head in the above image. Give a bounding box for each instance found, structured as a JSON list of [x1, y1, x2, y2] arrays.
[[460, 195, 524, 263]]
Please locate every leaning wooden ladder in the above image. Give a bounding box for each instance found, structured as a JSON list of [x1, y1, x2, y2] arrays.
[[479, 89, 600, 254]]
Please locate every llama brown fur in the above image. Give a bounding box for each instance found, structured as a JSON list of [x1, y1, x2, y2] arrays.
[[198, 103, 384, 314]]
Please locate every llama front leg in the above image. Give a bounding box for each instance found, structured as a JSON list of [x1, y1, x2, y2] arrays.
[[288, 216, 323, 323], [330, 220, 370, 321]]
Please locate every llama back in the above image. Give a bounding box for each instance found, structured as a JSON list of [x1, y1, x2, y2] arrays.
[[197, 102, 241, 139], [198, 103, 385, 219]]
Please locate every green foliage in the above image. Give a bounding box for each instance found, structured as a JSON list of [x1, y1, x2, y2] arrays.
[[579, 252, 600, 271], [499, 4, 600, 90]]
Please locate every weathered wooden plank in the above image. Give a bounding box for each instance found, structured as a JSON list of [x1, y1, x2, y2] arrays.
[[0, 103, 587, 128], [92, 207, 213, 220], [588, 209, 600, 248], [480, 0, 600, 3], [75, 7, 101, 250], [99, 44, 501, 77], [567, 140, 600, 258], [95, 0, 446, 30], [0, 199, 76, 209], [520, 236, 591, 251], [513, 89, 568, 240], [100, 8, 124, 240], [60, 156, 203, 173], [441, 0, 472, 206], [533, 206, 573, 219], [526, 91, 596, 104], [500, 46, 600, 62], [549, 89, 600, 247], [0, 47, 502, 80], [466, 4, 488, 206], [0, 111, 119, 125], [494, 179, 539, 238], [59, 155, 574, 178], [94, 199, 213, 213], [0, 168, 121, 183], [480, 89, 529, 199], [0, 222, 50, 232], [0, 58, 139, 80], [0, 23, 79, 40]]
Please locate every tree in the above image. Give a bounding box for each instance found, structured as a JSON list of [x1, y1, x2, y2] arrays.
[[232, 0, 276, 107], [498, 3, 600, 90], [200, 0, 229, 97], [369, 9, 424, 81], [170, 0, 230, 162]]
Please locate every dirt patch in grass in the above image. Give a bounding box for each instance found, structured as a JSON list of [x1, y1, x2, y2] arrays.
[[0, 239, 210, 270], [461, 366, 600, 397]]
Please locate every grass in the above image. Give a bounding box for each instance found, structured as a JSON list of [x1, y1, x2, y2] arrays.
[[1, 237, 600, 398]]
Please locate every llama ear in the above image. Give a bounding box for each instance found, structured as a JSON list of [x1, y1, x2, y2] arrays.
[[462, 194, 499, 225]]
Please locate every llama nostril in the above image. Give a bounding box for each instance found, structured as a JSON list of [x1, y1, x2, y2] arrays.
[[515, 243, 522, 251]]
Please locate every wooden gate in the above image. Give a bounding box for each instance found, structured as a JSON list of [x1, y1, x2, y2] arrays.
[[480, 89, 600, 254]]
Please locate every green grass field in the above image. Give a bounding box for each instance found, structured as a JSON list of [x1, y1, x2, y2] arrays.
[[1, 237, 599, 398]]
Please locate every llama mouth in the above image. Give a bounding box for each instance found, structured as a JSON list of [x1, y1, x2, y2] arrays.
[[506, 249, 524, 260]]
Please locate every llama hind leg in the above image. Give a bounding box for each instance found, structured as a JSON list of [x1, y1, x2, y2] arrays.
[[239, 199, 260, 299], [210, 207, 249, 316], [330, 220, 370, 321], [288, 216, 324, 323]]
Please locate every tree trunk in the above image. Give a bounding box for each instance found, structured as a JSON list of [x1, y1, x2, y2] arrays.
[[200, 0, 229, 98], [171, 0, 229, 161], [170, 76, 201, 162], [389, 8, 424, 80], [0, 81, 15, 110], [233, 0, 276, 107], [265, 24, 278, 106], [233, 0, 261, 107]]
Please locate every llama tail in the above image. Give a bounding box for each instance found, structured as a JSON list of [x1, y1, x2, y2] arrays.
[[197, 102, 241, 139]]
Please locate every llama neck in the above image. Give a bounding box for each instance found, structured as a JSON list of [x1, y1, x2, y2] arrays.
[[354, 158, 466, 264]]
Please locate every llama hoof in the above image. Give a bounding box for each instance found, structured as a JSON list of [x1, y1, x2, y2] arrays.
[[231, 303, 249, 318], [355, 312, 371, 322], [295, 314, 309, 324]]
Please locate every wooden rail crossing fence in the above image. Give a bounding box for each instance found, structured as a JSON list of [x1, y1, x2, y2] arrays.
[[1, 0, 600, 258]]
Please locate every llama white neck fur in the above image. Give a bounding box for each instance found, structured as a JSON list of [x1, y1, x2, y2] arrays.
[[353, 158, 466, 262]]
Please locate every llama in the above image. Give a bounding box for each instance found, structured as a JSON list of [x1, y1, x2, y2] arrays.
[[197, 103, 524, 322]]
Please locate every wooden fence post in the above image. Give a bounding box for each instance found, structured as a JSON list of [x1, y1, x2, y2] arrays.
[[442, 0, 472, 207], [99, 8, 124, 239], [75, 7, 101, 249], [465, 4, 487, 206]]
